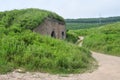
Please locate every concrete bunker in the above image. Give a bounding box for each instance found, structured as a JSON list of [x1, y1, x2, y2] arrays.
[[33, 18, 66, 39]]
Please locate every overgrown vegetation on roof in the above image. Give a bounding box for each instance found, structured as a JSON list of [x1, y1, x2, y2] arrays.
[[0, 8, 65, 30]]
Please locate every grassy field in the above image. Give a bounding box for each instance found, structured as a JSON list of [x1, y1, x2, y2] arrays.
[[67, 22, 120, 56], [66, 16, 120, 30], [66, 23, 102, 30], [0, 8, 96, 74]]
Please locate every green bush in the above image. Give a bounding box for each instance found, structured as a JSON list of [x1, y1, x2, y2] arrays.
[[66, 30, 78, 43]]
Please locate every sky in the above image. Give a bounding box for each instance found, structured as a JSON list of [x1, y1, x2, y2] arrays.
[[0, 0, 120, 19]]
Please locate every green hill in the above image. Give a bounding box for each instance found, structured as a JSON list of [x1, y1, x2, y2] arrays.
[[66, 17, 120, 23], [0, 8, 65, 30], [68, 22, 120, 56], [66, 16, 120, 30], [0, 8, 95, 74]]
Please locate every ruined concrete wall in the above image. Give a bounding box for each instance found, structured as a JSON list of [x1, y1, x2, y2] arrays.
[[33, 18, 66, 39]]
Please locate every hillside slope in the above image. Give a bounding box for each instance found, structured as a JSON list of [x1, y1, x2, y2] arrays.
[[69, 22, 120, 56], [0, 8, 95, 74], [66, 16, 120, 30]]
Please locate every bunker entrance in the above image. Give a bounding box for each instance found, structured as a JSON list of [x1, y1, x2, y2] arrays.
[[62, 31, 64, 39], [51, 31, 56, 38]]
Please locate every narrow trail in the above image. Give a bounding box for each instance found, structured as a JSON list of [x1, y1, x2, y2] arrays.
[[76, 36, 84, 47], [0, 36, 120, 80]]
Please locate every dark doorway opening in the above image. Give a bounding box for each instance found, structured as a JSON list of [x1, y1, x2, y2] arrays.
[[51, 31, 56, 38], [62, 31, 64, 39]]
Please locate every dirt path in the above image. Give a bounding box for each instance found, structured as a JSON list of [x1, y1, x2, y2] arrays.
[[0, 51, 120, 80], [76, 36, 84, 47]]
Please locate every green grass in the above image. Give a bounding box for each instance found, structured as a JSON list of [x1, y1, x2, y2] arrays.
[[66, 16, 120, 30], [68, 22, 120, 56], [0, 8, 65, 30], [66, 23, 102, 30], [0, 9, 96, 74], [0, 30, 95, 74]]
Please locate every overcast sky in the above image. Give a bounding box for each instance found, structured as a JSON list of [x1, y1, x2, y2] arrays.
[[0, 0, 120, 19]]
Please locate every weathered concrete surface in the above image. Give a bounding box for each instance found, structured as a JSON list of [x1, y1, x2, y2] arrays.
[[33, 18, 66, 39]]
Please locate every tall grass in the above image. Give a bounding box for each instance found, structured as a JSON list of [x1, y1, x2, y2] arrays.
[[67, 22, 120, 56], [83, 23, 120, 56], [0, 30, 95, 74]]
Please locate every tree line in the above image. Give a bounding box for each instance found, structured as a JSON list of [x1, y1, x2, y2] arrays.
[[65, 16, 120, 24]]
